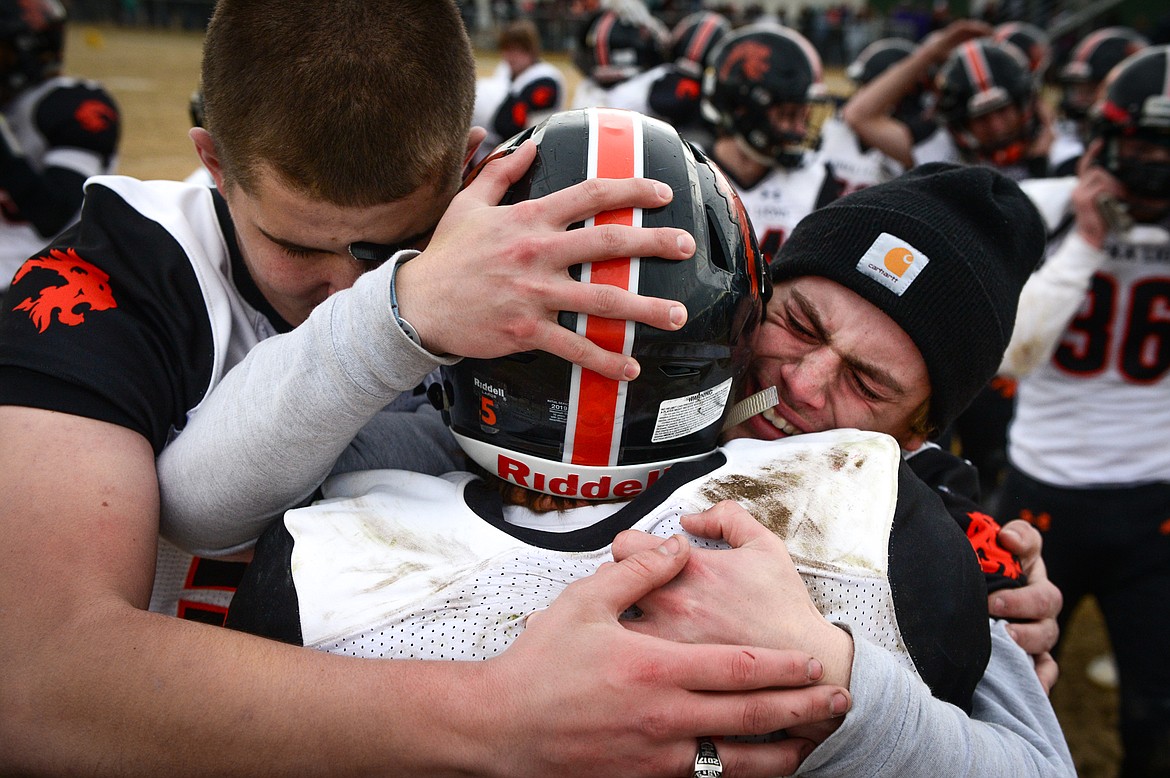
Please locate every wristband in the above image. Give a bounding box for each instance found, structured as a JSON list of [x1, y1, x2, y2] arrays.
[[389, 255, 422, 348]]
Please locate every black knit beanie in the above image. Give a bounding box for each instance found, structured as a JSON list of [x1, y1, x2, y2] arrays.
[[770, 162, 1045, 436]]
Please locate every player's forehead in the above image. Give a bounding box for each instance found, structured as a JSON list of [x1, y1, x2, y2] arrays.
[[241, 163, 453, 249]]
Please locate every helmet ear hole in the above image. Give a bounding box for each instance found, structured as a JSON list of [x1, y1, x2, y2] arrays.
[[660, 363, 702, 379], [704, 206, 733, 274]]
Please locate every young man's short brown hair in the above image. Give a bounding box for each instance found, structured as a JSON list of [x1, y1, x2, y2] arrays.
[[201, 0, 475, 206]]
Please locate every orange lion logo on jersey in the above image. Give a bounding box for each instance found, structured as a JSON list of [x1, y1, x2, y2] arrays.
[[12, 249, 117, 332], [75, 100, 118, 133]]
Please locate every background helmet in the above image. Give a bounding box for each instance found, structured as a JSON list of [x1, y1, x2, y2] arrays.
[[669, 10, 730, 79], [1089, 45, 1170, 202], [0, 0, 65, 102], [846, 37, 915, 86], [846, 37, 922, 125], [573, 10, 667, 87], [1059, 26, 1148, 122], [443, 108, 767, 501], [935, 39, 1038, 164], [701, 23, 831, 169], [993, 22, 1052, 81]]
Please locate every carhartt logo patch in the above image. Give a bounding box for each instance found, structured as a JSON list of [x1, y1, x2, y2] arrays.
[[855, 232, 928, 295]]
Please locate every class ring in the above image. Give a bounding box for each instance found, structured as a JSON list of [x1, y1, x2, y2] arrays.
[[694, 736, 723, 778]]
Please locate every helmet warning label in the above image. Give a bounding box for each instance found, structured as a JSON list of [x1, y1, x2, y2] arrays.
[[651, 378, 733, 443]]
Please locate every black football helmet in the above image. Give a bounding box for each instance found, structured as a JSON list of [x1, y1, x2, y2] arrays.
[[573, 10, 667, 87], [935, 39, 1038, 165], [701, 23, 832, 169], [1059, 27, 1148, 122], [846, 37, 915, 85], [1, 0, 65, 103], [846, 37, 923, 125], [441, 108, 767, 501], [1089, 45, 1170, 204], [669, 10, 730, 79], [993, 22, 1051, 81]]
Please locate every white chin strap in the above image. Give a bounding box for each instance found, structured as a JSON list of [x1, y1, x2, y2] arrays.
[[721, 385, 779, 431]]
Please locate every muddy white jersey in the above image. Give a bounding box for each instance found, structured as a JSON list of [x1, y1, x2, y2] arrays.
[[230, 430, 992, 710], [1010, 179, 1170, 486]]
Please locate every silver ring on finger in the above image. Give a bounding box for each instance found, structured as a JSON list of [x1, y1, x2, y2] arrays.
[[693, 736, 722, 778]]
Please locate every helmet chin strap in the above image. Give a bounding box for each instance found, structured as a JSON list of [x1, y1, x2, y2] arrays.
[[721, 385, 779, 431]]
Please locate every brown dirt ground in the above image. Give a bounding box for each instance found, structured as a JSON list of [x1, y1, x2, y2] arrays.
[[63, 23, 1120, 776]]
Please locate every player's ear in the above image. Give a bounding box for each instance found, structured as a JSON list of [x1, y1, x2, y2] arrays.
[[190, 127, 227, 190]]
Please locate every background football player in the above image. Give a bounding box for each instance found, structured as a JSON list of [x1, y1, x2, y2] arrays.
[[0, 0, 119, 292]]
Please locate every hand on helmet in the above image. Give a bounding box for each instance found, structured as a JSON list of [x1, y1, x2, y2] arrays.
[[398, 140, 694, 381], [921, 19, 994, 64]]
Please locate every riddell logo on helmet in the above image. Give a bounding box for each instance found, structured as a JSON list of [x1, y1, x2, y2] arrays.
[[497, 455, 667, 499], [856, 232, 928, 295]]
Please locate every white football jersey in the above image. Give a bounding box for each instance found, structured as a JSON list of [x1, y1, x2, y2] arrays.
[[1011, 178, 1170, 486], [288, 432, 911, 666], [733, 155, 837, 264]]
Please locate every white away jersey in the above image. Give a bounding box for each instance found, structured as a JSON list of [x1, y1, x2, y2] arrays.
[[1010, 178, 1170, 486], [230, 430, 991, 709], [1, 176, 284, 622], [734, 155, 838, 264]]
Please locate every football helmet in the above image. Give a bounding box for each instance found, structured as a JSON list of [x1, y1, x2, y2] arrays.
[[1, 0, 65, 103], [441, 108, 767, 501], [669, 10, 730, 78], [993, 22, 1051, 81], [1089, 45, 1170, 203], [935, 39, 1038, 165], [846, 37, 915, 85], [701, 23, 832, 169], [1059, 27, 1148, 122], [846, 37, 923, 126], [573, 10, 667, 87]]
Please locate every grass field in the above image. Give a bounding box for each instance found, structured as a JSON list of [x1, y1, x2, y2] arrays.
[[62, 22, 1122, 778]]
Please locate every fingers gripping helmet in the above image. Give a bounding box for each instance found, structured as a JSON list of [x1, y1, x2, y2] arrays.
[[574, 10, 667, 87], [992, 22, 1052, 81], [1089, 46, 1170, 201], [701, 23, 831, 169], [1059, 27, 1148, 122], [1, 0, 65, 102], [669, 10, 731, 79], [442, 108, 768, 502], [935, 39, 1038, 165]]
